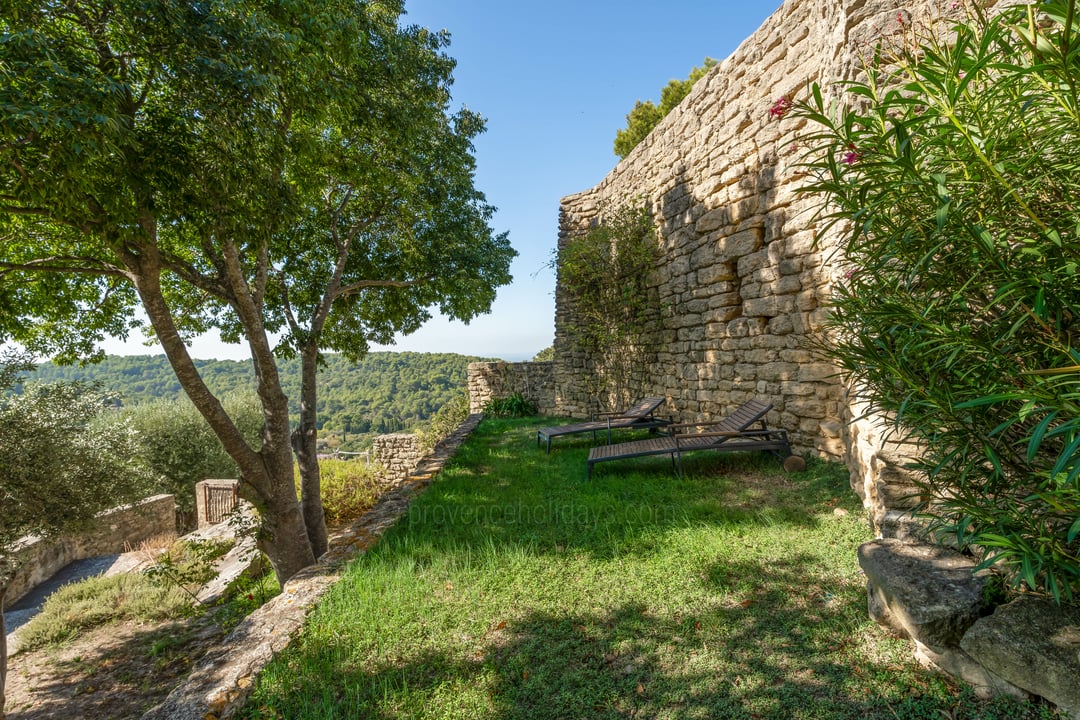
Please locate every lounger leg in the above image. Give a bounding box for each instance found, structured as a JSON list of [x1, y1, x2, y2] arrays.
[[675, 451, 684, 479]]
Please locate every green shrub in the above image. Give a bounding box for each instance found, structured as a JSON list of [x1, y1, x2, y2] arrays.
[[791, 1, 1080, 601], [552, 202, 661, 409], [123, 391, 263, 516], [417, 391, 470, 450], [298, 458, 383, 525], [17, 573, 194, 650], [482, 392, 536, 418]]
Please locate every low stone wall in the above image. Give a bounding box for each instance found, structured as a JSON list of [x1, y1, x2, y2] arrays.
[[371, 433, 425, 486], [467, 361, 556, 415], [4, 494, 176, 608]]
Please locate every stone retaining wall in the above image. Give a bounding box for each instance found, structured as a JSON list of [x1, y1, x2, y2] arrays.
[[467, 361, 556, 415], [4, 494, 176, 608], [142, 414, 485, 720], [371, 433, 425, 486]]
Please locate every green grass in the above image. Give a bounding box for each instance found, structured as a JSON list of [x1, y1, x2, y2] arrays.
[[242, 418, 1060, 719]]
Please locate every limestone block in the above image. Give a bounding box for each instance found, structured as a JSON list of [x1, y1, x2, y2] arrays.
[[961, 597, 1080, 719], [768, 314, 795, 335], [757, 362, 799, 382], [716, 228, 762, 260], [775, 275, 802, 295], [744, 295, 795, 318], [780, 381, 817, 397], [912, 641, 1028, 701], [787, 398, 828, 419], [858, 539, 988, 653], [779, 349, 815, 364], [697, 261, 736, 288], [798, 363, 837, 383], [737, 249, 770, 277]]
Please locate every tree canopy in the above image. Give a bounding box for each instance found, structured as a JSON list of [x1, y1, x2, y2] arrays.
[[0, 0, 514, 581], [613, 58, 717, 159]]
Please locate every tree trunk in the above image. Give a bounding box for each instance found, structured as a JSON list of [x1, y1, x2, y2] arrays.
[[130, 247, 316, 583], [1, 585, 8, 720], [293, 344, 328, 557]]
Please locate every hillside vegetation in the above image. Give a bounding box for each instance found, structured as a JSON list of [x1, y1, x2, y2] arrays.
[[32, 352, 491, 437]]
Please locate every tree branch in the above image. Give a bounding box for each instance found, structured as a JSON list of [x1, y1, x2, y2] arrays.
[[0, 256, 130, 280], [334, 276, 430, 299]]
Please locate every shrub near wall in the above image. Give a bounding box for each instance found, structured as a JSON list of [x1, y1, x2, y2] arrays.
[[792, 2, 1080, 601]]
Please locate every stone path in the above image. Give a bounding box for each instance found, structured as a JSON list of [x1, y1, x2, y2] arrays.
[[141, 413, 484, 720]]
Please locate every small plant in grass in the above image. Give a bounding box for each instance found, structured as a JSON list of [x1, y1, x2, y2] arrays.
[[790, 1, 1080, 602], [144, 538, 234, 604], [482, 392, 536, 418], [214, 569, 281, 631]]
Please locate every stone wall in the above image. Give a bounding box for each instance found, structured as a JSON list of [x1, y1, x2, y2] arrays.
[[4, 494, 176, 607], [555, 0, 977, 534], [371, 433, 425, 486], [467, 361, 556, 415]]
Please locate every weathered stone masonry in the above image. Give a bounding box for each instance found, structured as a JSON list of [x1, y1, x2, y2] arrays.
[[554, 0, 978, 538]]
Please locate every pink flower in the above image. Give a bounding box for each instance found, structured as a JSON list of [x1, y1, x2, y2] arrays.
[[842, 143, 861, 165], [897, 11, 905, 24], [769, 96, 792, 119], [950, 2, 961, 9]]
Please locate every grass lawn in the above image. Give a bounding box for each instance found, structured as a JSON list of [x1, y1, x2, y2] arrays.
[[242, 418, 1059, 720]]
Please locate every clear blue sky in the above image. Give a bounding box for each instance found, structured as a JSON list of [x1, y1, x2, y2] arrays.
[[102, 0, 782, 362]]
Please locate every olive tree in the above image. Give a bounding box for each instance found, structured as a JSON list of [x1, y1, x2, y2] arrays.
[[0, 353, 153, 718], [0, 0, 514, 577]]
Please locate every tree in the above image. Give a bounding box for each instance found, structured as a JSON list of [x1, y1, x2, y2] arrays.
[[613, 58, 717, 158], [0, 352, 153, 718], [0, 1, 513, 580]]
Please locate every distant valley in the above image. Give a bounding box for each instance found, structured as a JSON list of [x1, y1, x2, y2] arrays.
[[29, 352, 492, 439]]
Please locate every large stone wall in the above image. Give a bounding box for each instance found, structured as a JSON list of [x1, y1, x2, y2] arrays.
[[555, 0, 975, 535], [4, 494, 176, 608]]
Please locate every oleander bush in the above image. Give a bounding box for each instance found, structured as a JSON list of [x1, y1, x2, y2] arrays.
[[790, 0, 1080, 601]]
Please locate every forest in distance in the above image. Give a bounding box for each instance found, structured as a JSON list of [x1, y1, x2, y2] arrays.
[[30, 351, 494, 440]]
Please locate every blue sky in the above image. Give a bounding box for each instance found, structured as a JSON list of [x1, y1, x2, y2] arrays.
[[103, 0, 782, 361]]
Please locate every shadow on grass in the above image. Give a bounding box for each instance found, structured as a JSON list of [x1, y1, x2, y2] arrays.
[[240, 418, 1060, 720], [5, 617, 220, 720]]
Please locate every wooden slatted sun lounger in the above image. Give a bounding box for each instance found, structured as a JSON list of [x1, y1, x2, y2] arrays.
[[586, 398, 802, 478], [536, 396, 672, 453]]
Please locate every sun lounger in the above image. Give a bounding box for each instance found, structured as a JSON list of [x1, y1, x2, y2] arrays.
[[586, 398, 800, 478], [536, 396, 672, 453]]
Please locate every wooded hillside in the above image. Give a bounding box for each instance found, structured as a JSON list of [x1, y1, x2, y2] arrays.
[[31, 352, 489, 436]]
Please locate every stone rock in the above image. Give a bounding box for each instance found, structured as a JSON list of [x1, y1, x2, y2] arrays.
[[911, 640, 1028, 701], [858, 539, 987, 653], [961, 596, 1080, 719]]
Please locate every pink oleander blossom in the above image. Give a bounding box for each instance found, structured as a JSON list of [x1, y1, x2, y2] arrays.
[[842, 143, 861, 165], [769, 96, 792, 119]]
